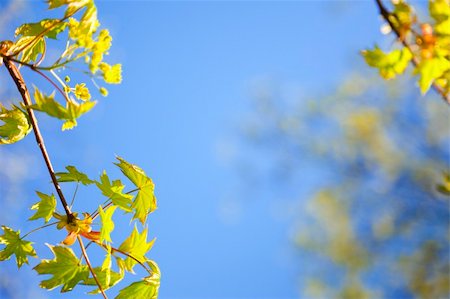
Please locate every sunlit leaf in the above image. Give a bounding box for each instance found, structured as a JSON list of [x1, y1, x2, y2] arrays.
[[31, 88, 96, 130], [95, 171, 133, 212], [0, 226, 37, 268], [0, 104, 31, 144], [34, 245, 89, 292], [362, 46, 412, 79], [115, 157, 157, 224], [82, 267, 124, 294], [415, 56, 450, 94], [118, 226, 155, 273], [115, 262, 160, 299], [29, 191, 57, 223], [99, 205, 117, 243], [55, 165, 94, 185], [15, 19, 67, 40]]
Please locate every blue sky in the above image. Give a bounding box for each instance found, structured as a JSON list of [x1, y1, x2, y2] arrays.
[[0, 1, 385, 298]]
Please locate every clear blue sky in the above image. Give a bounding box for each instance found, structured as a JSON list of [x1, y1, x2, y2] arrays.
[[0, 1, 383, 298]]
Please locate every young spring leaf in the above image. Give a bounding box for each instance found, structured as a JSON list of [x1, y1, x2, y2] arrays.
[[415, 56, 450, 94], [115, 157, 157, 224], [0, 226, 37, 268], [29, 191, 57, 223], [34, 245, 89, 292], [55, 165, 94, 185], [99, 205, 117, 243], [118, 225, 155, 273], [95, 171, 133, 212], [31, 88, 96, 130], [115, 261, 160, 299], [0, 104, 31, 144], [362, 46, 412, 80], [15, 19, 67, 40]]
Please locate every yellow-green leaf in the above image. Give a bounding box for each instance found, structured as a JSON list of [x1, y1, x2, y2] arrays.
[[118, 226, 155, 273], [31, 88, 96, 130], [15, 19, 67, 40], [29, 191, 57, 223], [34, 245, 89, 292], [95, 171, 133, 212], [0, 226, 37, 268], [82, 266, 124, 294], [0, 104, 31, 144], [99, 205, 117, 243], [55, 165, 94, 185], [115, 157, 157, 224], [362, 46, 412, 79], [416, 56, 450, 94], [115, 262, 160, 299]]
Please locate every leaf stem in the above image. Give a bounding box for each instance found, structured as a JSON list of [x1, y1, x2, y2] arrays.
[[374, 0, 450, 104], [20, 221, 58, 240], [32, 67, 71, 103], [97, 242, 152, 275], [70, 182, 80, 209], [3, 58, 75, 223], [77, 236, 108, 299]]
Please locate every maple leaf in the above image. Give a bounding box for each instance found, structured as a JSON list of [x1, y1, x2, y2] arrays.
[[99, 205, 117, 243], [115, 157, 157, 224], [83, 267, 124, 294], [29, 191, 57, 223], [31, 88, 96, 131], [115, 260, 160, 299], [0, 226, 37, 268], [95, 171, 133, 212], [118, 225, 155, 273], [0, 104, 31, 145], [34, 245, 89, 292], [55, 165, 94, 185]]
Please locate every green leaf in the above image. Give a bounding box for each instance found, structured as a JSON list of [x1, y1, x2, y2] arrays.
[[416, 56, 450, 94], [29, 191, 57, 223], [99, 205, 117, 243], [0, 226, 37, 268], [10, 36, 45, 63], [362, 46, 412, 79], [115, 262, 160, 299], [118, 226, 155, 273], [95, 171, 133, 212], [82, 267, 123, 294], [55, 165, 94, 185], [0, 104, 31, 144], [115, 157, 157, 224], [436, 171, 450, 196], [15, 19, 67, 39], [31, 88, 96, 130], [34, 245, 89, 292]]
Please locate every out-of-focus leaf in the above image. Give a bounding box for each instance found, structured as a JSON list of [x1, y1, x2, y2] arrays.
[[362, 46, 412, 79], [415, 56, 450, 94]]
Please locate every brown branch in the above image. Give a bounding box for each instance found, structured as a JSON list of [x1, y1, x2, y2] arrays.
[[3, 58, 75, 223], [78, 236, 108, 299], [374, 0, 450, 105]]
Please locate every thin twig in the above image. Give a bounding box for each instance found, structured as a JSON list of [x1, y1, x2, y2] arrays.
[[374, 0, 450, 104], [70, 182, 80, 208], [20, 221, 58, 240], [97, 242, 152, 275], [3, 58, 75, 223], [32, 67, 71, 103], [78, 236, 108, 299]]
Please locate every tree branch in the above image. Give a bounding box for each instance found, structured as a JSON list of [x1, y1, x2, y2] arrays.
[[374, 0, 450, 105], [3, 58, 75, 223]]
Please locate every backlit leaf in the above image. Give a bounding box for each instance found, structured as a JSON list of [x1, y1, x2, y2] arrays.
[[118, 226, 155, 273], [115, 157, 157, 224], [0, 104, 31, 144], [55, 165, 94, 185], [115, 262, 160, 299], [34, 245, 89, 292], [99, 205, 117, 243], [15, 19, 67, 40], [416, 56, 450, 94], [362, 46, 412, 79], [95, 171, 133, 212], [0, 226, 37, 268], [31, 88, 96, 130], [29, 191, 57, 223], [82, 267, 124, 294]]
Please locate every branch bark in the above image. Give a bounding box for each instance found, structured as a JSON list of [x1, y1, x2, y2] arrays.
[[374, 0, 450, 105], [3, 58, 75, 223]]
